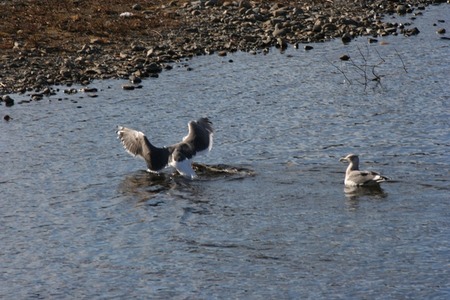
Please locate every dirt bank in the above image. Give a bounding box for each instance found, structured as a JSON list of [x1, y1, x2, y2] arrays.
[[0, 0, 447, 95]]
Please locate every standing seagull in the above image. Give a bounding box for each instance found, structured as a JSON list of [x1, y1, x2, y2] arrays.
[[339, 154, 388, 186], [117, 117, 214, 179]]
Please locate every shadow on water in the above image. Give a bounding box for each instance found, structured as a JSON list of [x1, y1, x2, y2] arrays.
[[117, 163, 256, 204]]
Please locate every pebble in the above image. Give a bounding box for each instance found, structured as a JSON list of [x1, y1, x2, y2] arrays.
[[132, 4, 142, 11], [31, 94, 43, 101], [403, 27, 420, 36], [64, 88, 78, 94], [0, 0, 442, 95], [2, 95, 15, 106], [80, 87, 98, 93], [129, 76, 142, 84], [396, 5, 408, 15], [341, 33, 352, 44], [119, 12, 134, 18]]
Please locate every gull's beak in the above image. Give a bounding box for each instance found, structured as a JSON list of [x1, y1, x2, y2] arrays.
[[339, 157, 348, 163]]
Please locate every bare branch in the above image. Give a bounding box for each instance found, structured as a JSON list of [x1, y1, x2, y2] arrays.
[[395, 48, 408, 73], [326, 56, 353, 84]]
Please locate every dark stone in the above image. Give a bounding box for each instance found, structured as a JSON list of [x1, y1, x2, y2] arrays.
[[146, 63, 162, 73], [2, 95, 15, 106], [341, 33, 352, 44], [80, 87, 98, 93], [31, 94, 44, 101], [404, 27, 420, 36], [129, 76, 142, 84], [396, 5, 407, 15], [312, 24, 322, 33], [64, 88, 78, 94], [340, 55, 350, 61], [276, 38, 287, 50]]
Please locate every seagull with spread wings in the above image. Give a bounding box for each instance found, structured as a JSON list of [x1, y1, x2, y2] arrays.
[[117, 117, 214, 179]]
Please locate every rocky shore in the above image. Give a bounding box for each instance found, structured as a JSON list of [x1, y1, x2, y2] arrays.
[[0, 0, 448, 98]]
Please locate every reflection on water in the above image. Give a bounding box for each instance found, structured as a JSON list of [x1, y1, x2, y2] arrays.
[[344, 185, 388, 210], [344, 185, 387, 199], [118, 170, 178, 203]]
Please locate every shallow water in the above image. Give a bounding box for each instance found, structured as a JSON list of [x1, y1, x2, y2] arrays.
[[1, 5, 450, 299]]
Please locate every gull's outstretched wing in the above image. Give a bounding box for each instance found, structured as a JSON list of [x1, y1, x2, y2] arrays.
[[182, 117, 214, 155], [117, 126, 170, 172], [117, 126, 151, 158]]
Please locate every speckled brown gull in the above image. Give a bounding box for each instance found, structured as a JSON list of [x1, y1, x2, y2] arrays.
[[339, 154, 388, 187], [117, 117, 213, 179]]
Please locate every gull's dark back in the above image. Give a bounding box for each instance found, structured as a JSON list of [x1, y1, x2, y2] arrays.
[[146, 144, 170, 171]]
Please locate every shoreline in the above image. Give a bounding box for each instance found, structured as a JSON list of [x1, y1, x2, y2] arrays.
[[0, 0, 448, 97]]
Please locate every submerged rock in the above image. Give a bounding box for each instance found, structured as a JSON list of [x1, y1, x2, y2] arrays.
[[341, 33, 352, 44], [403, 27, 420, 36], [2, 95, 14, 107]]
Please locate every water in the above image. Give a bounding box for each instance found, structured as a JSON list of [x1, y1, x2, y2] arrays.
[[1, 5, 449, 299]]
